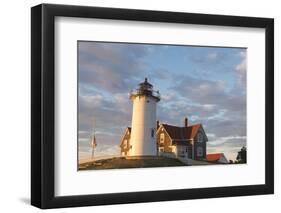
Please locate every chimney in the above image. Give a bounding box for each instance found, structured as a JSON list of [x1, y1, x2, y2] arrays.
[[156, 120, 160, 130], [184, 117, 188, 127]]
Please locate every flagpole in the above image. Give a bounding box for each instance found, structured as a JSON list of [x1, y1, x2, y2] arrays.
[[91, 119, 97, 161], [91, 141, 95, 160]]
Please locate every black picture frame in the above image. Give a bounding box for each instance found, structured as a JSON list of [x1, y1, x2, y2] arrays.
[[31, 3, 274, 209]]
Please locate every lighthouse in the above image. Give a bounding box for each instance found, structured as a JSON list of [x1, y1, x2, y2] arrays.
[[128, 78, 160, 156]]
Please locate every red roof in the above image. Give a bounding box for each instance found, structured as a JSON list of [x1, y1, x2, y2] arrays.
[[206, 153, 224, 161], [161, 124, 201, 140]]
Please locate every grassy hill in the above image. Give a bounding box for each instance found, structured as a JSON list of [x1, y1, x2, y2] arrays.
[[79, 156, 186, 170]]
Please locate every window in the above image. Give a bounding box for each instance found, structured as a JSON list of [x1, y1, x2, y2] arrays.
[[197, 132, 203, 143], [151, 129, 154, 137], [159, 147, 164, 152], [197, 147, 203, 157], [160, 133, 165, 144]]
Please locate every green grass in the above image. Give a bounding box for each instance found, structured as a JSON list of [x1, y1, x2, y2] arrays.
[[79, 156, 186, 170]]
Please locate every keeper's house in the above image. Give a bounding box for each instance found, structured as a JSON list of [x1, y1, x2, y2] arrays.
[[156, 118, 208, 160], [120, 117, 208, 160]]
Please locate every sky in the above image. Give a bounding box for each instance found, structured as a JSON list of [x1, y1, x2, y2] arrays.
[[78, 41, 247, 162]]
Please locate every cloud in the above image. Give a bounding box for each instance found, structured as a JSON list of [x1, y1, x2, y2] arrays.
[[173, 76, 226, 104], [78, 41, 149, 93], [208, 135, 246, 146], [78, 91, 133, 158], [172, 75, 246, 111], [150, 68, 172, 80], [186, 49, 232, 71], [207, 52, 220, 61], [167, 71, 247, 148], [235, 50, 247, 88], [206, 112, 246, 136], [189, 50, 225, 64], [79, 93, 132, 132]]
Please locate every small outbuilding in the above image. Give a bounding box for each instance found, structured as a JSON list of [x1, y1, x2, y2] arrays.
[[206, 153, 229, 164]]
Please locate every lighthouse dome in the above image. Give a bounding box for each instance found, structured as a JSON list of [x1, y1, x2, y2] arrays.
[[139, 77, 153, 88], [130, 78, 160, 102]]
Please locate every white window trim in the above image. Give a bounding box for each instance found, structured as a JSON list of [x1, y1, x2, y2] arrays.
[[197, 132, 203, 143], [160, 133, 165, 144]]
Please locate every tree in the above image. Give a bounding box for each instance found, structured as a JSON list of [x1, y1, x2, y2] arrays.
[[236, 146, 247, 163]]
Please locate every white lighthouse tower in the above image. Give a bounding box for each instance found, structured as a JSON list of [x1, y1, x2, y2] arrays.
[[128, 78, 160, 156]]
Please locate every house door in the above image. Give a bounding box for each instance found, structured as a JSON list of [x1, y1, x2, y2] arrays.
[[177, 146, 188, 158], [185, 147, 189, 159]]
